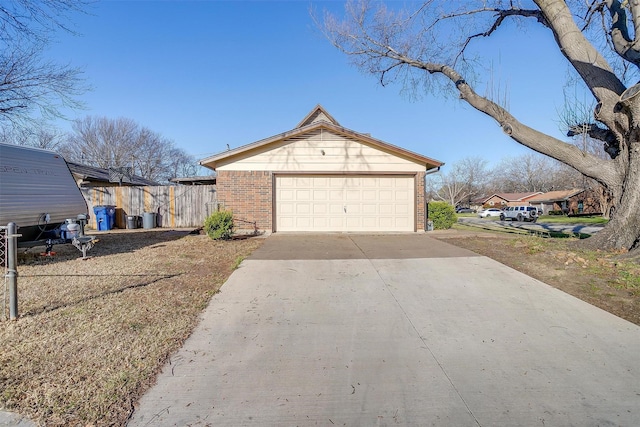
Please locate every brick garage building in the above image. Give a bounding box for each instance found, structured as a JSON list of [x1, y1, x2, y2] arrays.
[[200, 106, 443, 233]]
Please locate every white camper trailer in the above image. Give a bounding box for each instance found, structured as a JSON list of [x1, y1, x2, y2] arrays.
[[0, 143, 89, 244]]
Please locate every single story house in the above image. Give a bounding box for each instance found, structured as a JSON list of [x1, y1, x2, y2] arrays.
[[527, 189, 601, 215], [473, 192, 542, 210], [67, 162, 159, 188], [200, 105, 444, 233]]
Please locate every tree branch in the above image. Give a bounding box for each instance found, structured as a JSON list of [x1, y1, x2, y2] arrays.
[[373, 44, 617, 186], [535, 0, 628, 142], [606, 0, 640, 65], [566, 123, 621, 158]]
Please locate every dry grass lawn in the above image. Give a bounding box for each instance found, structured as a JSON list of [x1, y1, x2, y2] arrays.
[[2, 226, 638, 426], [1, 229, 262, 426]]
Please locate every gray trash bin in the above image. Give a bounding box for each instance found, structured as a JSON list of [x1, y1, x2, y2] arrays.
[[127, 215, 139, 229], [142, 212, 156, 229]]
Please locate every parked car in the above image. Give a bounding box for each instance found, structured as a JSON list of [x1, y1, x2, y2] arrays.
[[478, 208, 502, 218], [456, 207, 475, 213], [500, 206, 538, 222]]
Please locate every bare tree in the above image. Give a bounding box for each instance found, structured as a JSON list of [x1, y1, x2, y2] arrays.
[[167, 148, 200, 179], [0, 120, 66, 150], [0, 0, 89, 125], [426, 156, 489, 206], [322, 1, 640, 253], [62, 116, 197, 183], [489, 153, 561, 193]]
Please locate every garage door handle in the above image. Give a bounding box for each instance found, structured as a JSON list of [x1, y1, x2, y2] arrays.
[[344, 206, 347, 213]]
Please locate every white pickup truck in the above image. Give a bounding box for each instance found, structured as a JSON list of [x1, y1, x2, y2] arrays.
[[500, 206, 538, 222]]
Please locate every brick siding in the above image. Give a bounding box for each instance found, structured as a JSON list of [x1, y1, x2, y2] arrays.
[[216, 170, 272, 232], [416, 172, 426, 231]]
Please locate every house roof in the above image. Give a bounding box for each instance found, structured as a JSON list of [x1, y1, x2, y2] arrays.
[[295, 104, 341, 128], [67, 161, 159, 186], [527, 189, 586, 203], [200, 105, 444, 171], [475, 192, 542, 204], [169, 175, 217, 185]]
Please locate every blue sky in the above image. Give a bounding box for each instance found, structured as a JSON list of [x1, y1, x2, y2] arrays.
[[48, 1, 573, 172]]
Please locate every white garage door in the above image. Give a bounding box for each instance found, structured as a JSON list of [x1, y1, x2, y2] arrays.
[[275, 175, 414, 232]]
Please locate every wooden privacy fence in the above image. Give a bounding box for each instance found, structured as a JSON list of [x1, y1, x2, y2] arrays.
[[80, 185, 218, 229]]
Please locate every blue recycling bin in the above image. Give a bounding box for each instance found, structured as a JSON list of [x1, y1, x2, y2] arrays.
[[93, 205, 116, 230]]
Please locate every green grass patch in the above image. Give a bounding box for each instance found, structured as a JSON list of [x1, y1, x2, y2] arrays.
[[538, 215, 608, 225], [232, 255, 245, 269]]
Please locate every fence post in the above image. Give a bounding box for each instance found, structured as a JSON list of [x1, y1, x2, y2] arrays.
[[6, 222, 18, 320]]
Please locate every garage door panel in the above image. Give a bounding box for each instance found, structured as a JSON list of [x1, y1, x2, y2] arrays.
[[395, 204, 409, 214], [346, 203, 361, 214], [280, 189, 294, 201], [362, 217, 378, 227], [345, 189, 360, 201], [329, 178, 345, 188], [362, 190, 376, 201], [329, 203, 343, 214], [279, 177, 294, 186], [362, 204, 377, 214], [379, 204, 393, 214], [395, 217, 410, 226], [295, 217, 312, 228], [379, 217, 394, 227], [313, 190, 327, 200], [313, 177, 328, 186], [279, 217, 294, 228], [395, 191, 409, 201], [394, 177, 410, 187], [279, 202, 294, 214], [329, 190, 342, 200], [345, 217, 361, 228], [295, 190, 311, 200], [379, 190, 392, 200], [313, 217, 328, 227], [295, 204, 310, 214], [276, 175, 414, 232], [328, 217, 344, 227], [313, 204, 327, 214]]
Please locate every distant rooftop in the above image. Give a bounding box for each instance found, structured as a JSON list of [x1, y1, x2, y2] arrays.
[[66, 161, 160, 186], [169, 175, 217, 185]]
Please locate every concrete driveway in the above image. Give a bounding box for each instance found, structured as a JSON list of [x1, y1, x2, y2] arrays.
[[128, 234, 640, 426]]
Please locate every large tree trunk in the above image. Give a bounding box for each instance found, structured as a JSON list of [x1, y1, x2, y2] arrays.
[[585, 141, 640, 251]]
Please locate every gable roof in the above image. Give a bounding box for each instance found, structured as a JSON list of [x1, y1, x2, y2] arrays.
[[498, 192, 543, 201], [295, 104, 340, 128], [475, 192, 542, 204], [67, 161, 159, 186], [527, 189, 586, 203], [200, 105, 443, 170]]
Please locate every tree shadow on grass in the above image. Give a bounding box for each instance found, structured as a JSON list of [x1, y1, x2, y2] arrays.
[[17, 272, 182, 318], [17, 229, 196, 265]]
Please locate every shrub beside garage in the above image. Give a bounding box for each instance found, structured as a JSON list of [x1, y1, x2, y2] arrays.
[[427, 201, 457, 229], [204, 209, 234, 240]]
